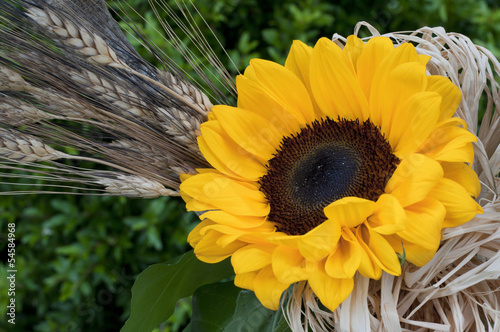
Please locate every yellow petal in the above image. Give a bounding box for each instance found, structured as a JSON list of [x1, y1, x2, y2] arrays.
[[198, 120, 267, 181], [285, 40, 322, 118], [441, 162, 481, 197], [180, 172, 270, 216], [193, 229, 246, 263], [248, 58, 316, 124], [374, 42, 423, 74], [272, 245, 310, 284], [343, 35, 365, 71], [367, 194, 406, 234], [323, 196, 376, 228], [234, 270, 257, 291], [428, 178, 483, 228], [211, 105, 282, 161], [308, 261, 354, 312], [252, 265, 290, 310], [426, 75, 462, 121], [285, 40, 313, 83], [372, 63, 430, 141], [298, 218, 342, 261], [324, 227, 362, 278], [355, 226, 382, 279], [310, 37, 369, 121], [236, 75, 301, 134], [200, 210, 267, 229], [187, 219, 215, 247], [357, 225, 401, 276], [396, 198, 445, 266], [232, 244, 274, 274], [389, 91, 441, 158], [181, 181, 218, 212], [417, 118, 477, 164], [369, 43, 427, 126], [356, 36, 395, 101], [385, 154, 443, 207], [201, 223, 274, 247]]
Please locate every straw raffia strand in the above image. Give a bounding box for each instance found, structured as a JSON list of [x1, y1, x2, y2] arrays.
[[286, 23, 500, 332]]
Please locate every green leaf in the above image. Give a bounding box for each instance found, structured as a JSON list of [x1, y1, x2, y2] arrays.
[[188, 281, 291, 332], [397, 244, 407, 266], [188, 282, 241, 331], [224, 289, 290, 332], [121, 250, 234, 332]]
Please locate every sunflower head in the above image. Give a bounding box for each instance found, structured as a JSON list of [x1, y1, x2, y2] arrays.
[[180, 35, 483, 312]]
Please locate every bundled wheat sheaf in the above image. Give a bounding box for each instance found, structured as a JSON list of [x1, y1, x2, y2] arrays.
[[0, 0, 498, 331]]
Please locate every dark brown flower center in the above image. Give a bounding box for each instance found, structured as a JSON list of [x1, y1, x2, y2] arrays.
[[259, 118, 399, 235]]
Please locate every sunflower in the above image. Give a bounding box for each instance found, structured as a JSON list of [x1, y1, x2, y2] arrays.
[[179, 35, 483, 312]]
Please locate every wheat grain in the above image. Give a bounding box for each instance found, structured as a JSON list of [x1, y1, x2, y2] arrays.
[[158, 69, 213, 115], [69, 68, 149, 117], [0, 66, 30, 91], [26, 7, 129, 69], [97, 174, 178, 198], [0, 97, 56, 125], [0, 65, 94, 119], [0, 128, 68, 162]]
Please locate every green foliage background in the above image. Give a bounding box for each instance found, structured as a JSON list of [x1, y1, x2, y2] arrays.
[[1, 0, 499, 331]]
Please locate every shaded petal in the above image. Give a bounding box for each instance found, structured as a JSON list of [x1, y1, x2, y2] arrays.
[[298, 218, 342, 261], [389, 91, 441, 158], [234, 270, 257, 291], [417, 118, 477, 164], [200, 210, 267, 229], [187, 219, 214, 247], [248, 58, 316, 124], [396, 198, 445, 266], [368, 194, 406, 234], [193, 229, 246, 263], [355, 226, 382, 279], [198, 120, 267, 181], [441, 161, 481, 197], [252, 265, 290, 310], [232, 244, 274, 274], [272, 245, 310, 284], [323, 196, 375, 228], [308, 261, 354, 312], [202, 223, 274, 247], [285, 40, 322, 117], [356, 36, 395, 101], [285, 40, 313, 84], [426, 75, 462, 121], [369, 43, 428, 126], [372, 63, 430, 141], [324, 227, 362, 278], [310, 37, 369, 121], [428, 178, 483, 228], [211, 105, 283, 161], [236, 75, 302, 134], [343, 35, 365, 71], [180, 172, 270, 216], [385, 154, 443, 207], [358, 225, 401, 276], [181, 185, 217, 212]]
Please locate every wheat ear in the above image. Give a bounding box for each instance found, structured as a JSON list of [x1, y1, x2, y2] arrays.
[[0, 128, 68, 162], [26, 6, 213, 117]]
